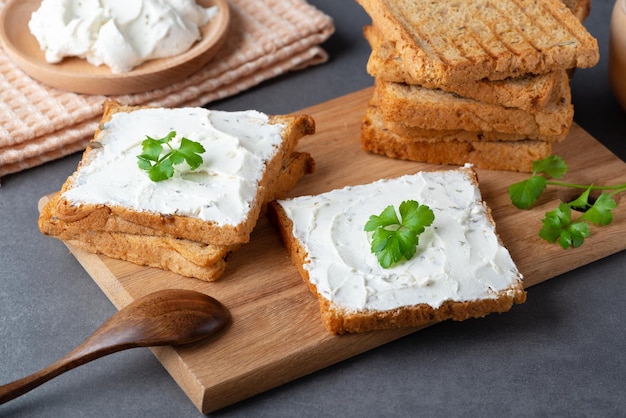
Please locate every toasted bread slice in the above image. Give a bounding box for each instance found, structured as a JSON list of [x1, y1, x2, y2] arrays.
[[374, 79, 573, 139], [562, 0, 591, 21], [382, 119, 562, 143], [39, 100, 315, 246], [270, 166, 526, 334], [364, 25, 570, 112], [62, 232, 236, 282], [41, 151, 315, 281], [356, 0, 599, 84], [361, 105, 551, 172]]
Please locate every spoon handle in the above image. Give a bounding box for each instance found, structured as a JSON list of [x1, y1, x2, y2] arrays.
[[0, 329, 136, 404], [0, 289, 229, 405]]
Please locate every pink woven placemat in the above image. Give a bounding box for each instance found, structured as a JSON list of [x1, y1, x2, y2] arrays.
[[0, 0, 334, 179]]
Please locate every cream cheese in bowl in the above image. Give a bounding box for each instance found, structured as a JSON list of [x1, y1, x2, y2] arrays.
[[28, 0, 218, 73]]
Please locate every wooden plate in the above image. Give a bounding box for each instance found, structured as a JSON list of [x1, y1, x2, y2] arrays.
[[0, 0, 230, 95]]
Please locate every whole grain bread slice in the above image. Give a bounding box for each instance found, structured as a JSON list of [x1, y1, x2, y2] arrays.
[[39, 101, 315, 246], [364, 25, 570, 112], [374, 79, 573, 139], [361, 104, 551, 172], [356, 0, 599, 84]]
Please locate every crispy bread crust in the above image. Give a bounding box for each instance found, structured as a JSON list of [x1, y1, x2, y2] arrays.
[[63, 232, 234, 282], [374, 79, 573, 138], [562, 0, 591, 21], [40, 100, 315, 246], [361, 105, 551, 172], [383, 122, 561, 143]]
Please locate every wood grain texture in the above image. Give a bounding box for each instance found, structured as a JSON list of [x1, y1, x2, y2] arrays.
[[38, 87, 626, 413]]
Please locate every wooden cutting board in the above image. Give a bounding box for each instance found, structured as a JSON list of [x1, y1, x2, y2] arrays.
[[39, 87, 626, 414]]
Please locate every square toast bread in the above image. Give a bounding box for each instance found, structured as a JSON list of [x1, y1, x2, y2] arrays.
[[44, 152, 315, 281], [355, 0, 599, 85], [269, 166, 526, 334], [373, 78, 573, 140], [364, 25, 571, 113], [38, 100, 316, 247], [361, 104, 552, 172]]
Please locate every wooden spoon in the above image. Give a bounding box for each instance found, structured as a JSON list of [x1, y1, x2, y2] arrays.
[[0, 289, 230, 404]]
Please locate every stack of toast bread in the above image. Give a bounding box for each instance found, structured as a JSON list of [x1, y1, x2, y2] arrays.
[[39, 100, 316, 281], [356, 0, 599, 172]]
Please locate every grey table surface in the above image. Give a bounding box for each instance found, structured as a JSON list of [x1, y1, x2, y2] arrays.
[[1, 1, 625, 417]]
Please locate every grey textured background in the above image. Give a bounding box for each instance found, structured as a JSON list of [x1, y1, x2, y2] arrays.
[[1, 1, 625, 417]]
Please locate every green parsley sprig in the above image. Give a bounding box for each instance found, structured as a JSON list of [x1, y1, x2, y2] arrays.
[[364, 200, 435, 268], [508, 155, 626, 249], [136, 131, 206, 182]]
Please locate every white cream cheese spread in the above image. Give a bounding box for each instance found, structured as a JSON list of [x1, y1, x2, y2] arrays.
[[276, 168, 522, 312], [61, 107, 285, 227], [28, 0, 217, 73]]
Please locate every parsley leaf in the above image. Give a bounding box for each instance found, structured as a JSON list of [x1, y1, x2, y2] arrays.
[[582, 193, 617, 226], [532, 154, 568, 179], [137, 131, 206, 182], [508, 155, 570, 209], [176, 138, 206, 170], [567, 186, 593, 212], [508, 175, 547, 209], [364, 200, 435, 268], [508, 155, 626, 249], [539, 203, 590, 249]]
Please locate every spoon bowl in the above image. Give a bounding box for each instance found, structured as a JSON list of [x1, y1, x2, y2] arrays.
[[0, 289, 230, 404]]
